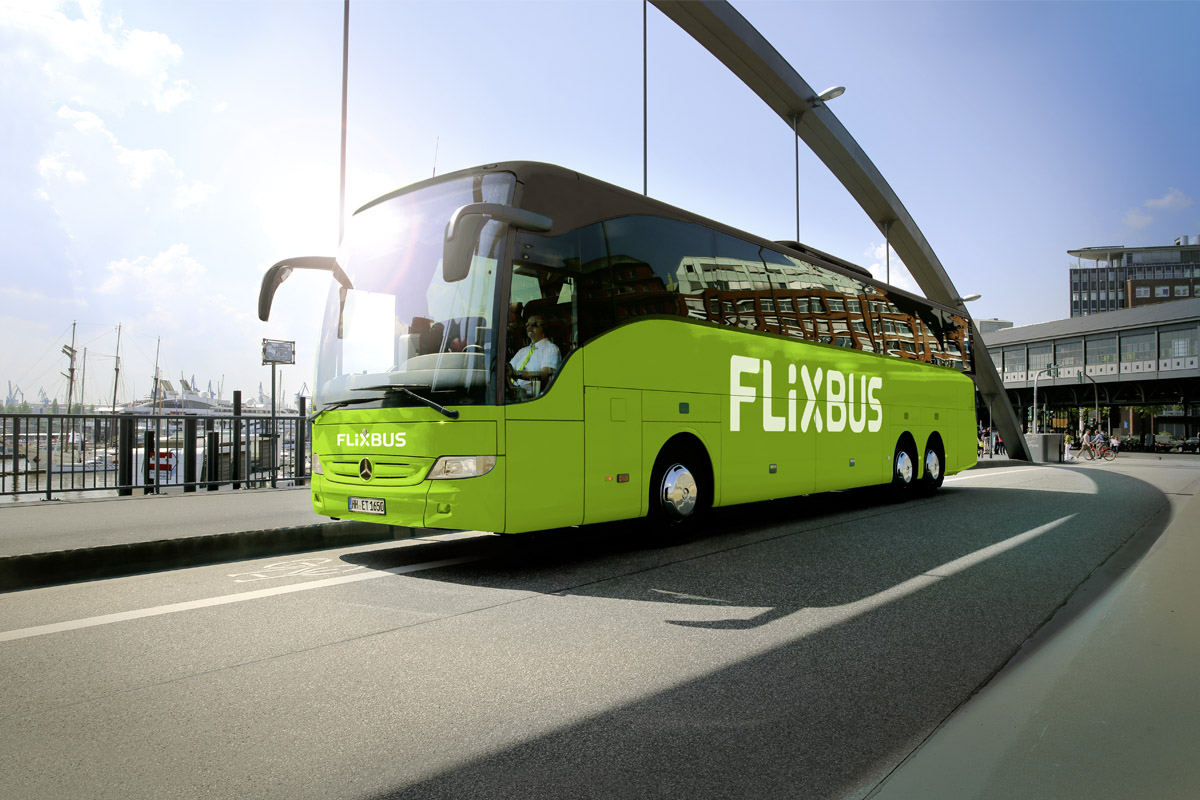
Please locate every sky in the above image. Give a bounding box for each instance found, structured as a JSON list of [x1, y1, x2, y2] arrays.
[[3, 0, 1199, 408]]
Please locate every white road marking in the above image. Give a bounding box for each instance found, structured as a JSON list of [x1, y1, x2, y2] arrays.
[[946, 466, 1055, 483], [0, 556, 480, 643]]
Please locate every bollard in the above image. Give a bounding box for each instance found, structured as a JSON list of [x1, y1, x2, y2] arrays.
[[296, 396, 307, 486], [118, 416, 133, 496], [143, 430, 155, 494], [44, 417, 54, 502], [184, 416, 197, 492], [206, 429, 219, 490], [232, 390, 242, 490]]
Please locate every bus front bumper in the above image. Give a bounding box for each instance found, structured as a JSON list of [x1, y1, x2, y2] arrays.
[[310, 460, 506, 532]]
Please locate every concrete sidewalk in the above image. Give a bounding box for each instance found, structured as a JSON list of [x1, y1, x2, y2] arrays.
[[868, 459, 1200, 798], [0, 487, 410, 591]]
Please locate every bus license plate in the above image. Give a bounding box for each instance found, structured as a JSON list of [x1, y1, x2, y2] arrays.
[[348, 497, 386, 515]]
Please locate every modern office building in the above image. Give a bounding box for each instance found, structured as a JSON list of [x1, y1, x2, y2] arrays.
[[981, 297, 1200, 442], [1068, 235, 1200, 317]]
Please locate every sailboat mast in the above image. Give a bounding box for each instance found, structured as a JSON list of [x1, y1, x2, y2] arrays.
[[111, 324, 122, 414], [151, 337, 161, 412], [79, 347, 87, 412], [63, 320, 77, 413]]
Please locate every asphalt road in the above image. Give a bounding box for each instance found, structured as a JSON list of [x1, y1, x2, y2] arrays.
[[0, 459, 1186, 800]]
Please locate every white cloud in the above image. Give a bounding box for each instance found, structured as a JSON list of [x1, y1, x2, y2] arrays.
[[96, 243, 209, 332], [53, 105, 179, 188], [863, 242, 921, 296], [98, 243, 205, 294], [174, 181, 215, 209], [1124, 208, 1153, 230], [1144, 187, 1193, 211], [0, 0, 190, 113]]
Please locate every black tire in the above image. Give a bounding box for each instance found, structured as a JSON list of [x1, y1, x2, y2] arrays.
[[647, 446, 709, 539], [888, 440, 918, 502], [1102, 448, 1116, 462], [916, 440, 945, 497]]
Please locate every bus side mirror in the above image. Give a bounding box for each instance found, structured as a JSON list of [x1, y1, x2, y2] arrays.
[[258, 256, 351, 321], [443, 203, 553, 283]]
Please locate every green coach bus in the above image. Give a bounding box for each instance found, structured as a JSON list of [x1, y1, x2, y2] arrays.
[[259, 161, 977, 534]]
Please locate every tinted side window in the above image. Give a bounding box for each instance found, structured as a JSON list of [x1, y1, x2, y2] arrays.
[[706, 233, 778, 332], [600, 216, 714, 321]]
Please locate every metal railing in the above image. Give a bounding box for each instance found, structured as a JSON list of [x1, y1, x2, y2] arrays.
[[1, 409, 309, 501]]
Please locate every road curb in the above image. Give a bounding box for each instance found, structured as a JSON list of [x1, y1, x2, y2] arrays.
[[0, 520, 410, 593]]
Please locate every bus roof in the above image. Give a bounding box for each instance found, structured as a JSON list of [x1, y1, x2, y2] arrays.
[[359, 161, 959, 317]]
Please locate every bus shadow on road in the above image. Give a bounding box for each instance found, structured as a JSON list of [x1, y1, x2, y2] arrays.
[[338, 465, 1168, 641], [337, 467, 1172, 800]]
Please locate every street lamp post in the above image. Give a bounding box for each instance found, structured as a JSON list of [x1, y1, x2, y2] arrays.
[[1032, 364, 1058, 434], [794, 86, 845, 241]]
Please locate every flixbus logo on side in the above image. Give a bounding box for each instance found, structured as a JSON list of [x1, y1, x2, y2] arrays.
[[730, 355, 882, 434]]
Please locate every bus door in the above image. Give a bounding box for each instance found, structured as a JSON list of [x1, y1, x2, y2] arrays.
[[503, 240, 586, 532], [583, 386, 642, 524]]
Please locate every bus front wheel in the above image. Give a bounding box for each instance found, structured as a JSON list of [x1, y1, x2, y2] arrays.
[[648, 445, 710, 536]]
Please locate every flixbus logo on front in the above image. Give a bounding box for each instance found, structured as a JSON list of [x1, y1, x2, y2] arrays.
[[730, 355, 882, 434], [336, 430, 406, 448]]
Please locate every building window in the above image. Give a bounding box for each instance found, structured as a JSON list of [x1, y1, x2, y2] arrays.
[[1086, 337, 1117, 365], [1160, 329, 1198, 359], [1003, 348, 1026, 376], [1155, 286, 1170, 298], [1056, 340, 1083, 368], [1120, 332, 1155, 363], [1028, 345, 1053, 373], [1136, 286, 1150, 298], [1176, 285, 1190, 297]]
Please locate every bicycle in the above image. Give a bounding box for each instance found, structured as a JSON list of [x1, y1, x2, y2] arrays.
[[1081, 442, 1116, 461]]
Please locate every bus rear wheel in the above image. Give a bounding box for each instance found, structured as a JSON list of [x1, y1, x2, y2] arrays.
[[889, 440, 918, 502], [917, 441, 945, 497]]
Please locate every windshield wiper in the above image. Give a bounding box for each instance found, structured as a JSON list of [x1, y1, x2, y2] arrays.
[[351, 384, 460, 420], [310, 386, 459, 422], [308, 394, 381, 422]]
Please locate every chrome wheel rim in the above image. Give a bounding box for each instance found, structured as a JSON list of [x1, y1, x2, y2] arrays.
[[895, 450, 914, 486], [660, 463, 698, 520], [924, 449, 942, 482]]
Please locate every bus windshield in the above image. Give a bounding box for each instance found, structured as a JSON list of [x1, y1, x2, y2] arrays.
[[313, 172, 516, 412]]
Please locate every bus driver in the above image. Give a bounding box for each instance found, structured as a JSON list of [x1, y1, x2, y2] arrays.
[[508, 314, 561, 397]]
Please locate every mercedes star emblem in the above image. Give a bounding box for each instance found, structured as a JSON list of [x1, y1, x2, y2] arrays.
[[359, 458, 373, 481]]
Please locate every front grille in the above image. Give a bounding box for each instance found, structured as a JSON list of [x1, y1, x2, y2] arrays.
[[323, 456, 433, 486]]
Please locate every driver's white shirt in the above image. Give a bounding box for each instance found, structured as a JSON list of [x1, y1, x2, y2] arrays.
[[509, 338, 561, 394]]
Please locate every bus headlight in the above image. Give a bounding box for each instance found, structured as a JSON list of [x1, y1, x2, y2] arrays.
[[312, 453, 323, 475], [428, 455, 496, 480]]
